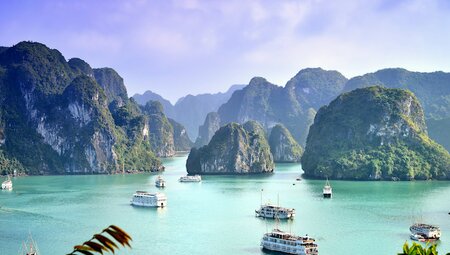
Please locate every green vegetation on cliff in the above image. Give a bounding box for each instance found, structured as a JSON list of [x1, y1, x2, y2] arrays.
[[187, 121, 274, 175], [269, 124, 303, 162], [301, 86, 450, 180], [0, 41, 168, 174]]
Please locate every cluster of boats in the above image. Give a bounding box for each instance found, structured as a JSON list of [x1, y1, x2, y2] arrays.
[[130, 175, 202, 207], [256, 188, 319, 255]]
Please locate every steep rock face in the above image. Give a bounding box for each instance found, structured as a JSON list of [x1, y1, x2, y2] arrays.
[[186, 121, 274, 175], [194, 112, 221, 147], [93, 68, 128, 105], [269, 124, 303, 162], [61, 76, 117, 173], [217, 77, 315, 145], [285, 68, 348, 110], [142, 101, 175, 157], [0, 41, 163, 174], [168, 118, 193, 151], [301, 86, 450, 180]]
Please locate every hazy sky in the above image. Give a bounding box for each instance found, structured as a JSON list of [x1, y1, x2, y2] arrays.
[[1, 0, 450, 103]]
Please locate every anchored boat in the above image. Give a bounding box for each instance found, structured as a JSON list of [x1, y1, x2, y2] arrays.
[[179, 175, 201, 182], [155, 176, 166, 188], [256, 204, 295, 219], [130, 191, 167, 207], [323, 179, 332, 198], [19, 234, 40, 255], [261, 229, 319, 255]]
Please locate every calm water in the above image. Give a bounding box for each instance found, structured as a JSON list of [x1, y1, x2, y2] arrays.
[[1, 154, 449, 255]]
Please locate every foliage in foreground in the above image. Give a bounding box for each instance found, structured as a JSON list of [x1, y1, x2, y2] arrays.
[[397, 241, 449, 255], [68, 225, 132, 255]]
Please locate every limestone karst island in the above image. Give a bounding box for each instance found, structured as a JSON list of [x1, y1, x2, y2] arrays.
[[1, 1, 449, 255]]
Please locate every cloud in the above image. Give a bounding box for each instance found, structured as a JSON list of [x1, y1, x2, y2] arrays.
[[1, 0, 450, 100]]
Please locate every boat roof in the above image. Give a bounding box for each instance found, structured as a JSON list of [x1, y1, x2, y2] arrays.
[[411, 223, 440, 229]]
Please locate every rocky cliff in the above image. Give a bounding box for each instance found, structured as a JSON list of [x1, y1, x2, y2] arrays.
[[301, 86, 450, 180], [269, 124, 303, 162], [142, 101, 175, 157], [169, 118, 193, 151], [0, 41, 172, 174], [194, 112, 221, 148], [186, 121, 274, 175]]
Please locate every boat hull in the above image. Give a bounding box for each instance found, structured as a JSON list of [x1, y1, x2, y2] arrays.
[[323, 193, 332, 198]]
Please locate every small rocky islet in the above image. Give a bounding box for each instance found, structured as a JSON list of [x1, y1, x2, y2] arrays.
[[186, 121, 274, 175]]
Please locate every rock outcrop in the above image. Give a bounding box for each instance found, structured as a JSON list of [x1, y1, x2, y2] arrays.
[[169, 118, 193, 151], [269, 124, 303, 162], [186, 121, 274, 175], [301, 86, 450, 180], [194, 112, 221, 148], [142, 101, 175, 157]]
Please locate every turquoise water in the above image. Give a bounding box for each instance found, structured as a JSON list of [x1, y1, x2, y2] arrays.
[[1, 154, 449, 255]]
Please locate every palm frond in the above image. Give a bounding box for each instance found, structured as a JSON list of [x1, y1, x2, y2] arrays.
[[67, 225, 132, 255]]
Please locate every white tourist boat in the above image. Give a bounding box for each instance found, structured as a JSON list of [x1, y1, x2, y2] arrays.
[[410, 223, 441, 240], [2, 176, 13, 190], [256, 204, 295, 219], [323, 179, 332, 198], [179, 175, 201, 182], [155, 176, 166, 188], [130, 191, 167, 207], [261, 229, 319, 255]]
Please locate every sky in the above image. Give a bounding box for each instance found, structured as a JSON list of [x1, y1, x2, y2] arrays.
[[1, 0, 450, 103]]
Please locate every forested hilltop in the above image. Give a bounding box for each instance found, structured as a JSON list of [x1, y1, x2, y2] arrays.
[[301, 86, 450, 180]]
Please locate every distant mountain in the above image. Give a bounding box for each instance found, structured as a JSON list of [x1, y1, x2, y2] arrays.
[[285, 67, 348, 110], [133, 84, 245, 139], [197, 68, 450, 151], [132, 90, 175, 117], [0, 41, 189, 175], [427, 117, 450, 151], [344, 68, 450, 120], [302, 86, 450, 180], [205, 68, 345, 147]]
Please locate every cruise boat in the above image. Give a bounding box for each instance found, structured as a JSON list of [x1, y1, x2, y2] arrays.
[[179, 175, 201, 182], [410, 223, 441, 240], [323, 179, 332, 198], [256, 204, 295, 219], [261, 229, 319, 255], [130, 191, 167, 207], [1, 176, 12, 190], [155, 176, 166, 188]]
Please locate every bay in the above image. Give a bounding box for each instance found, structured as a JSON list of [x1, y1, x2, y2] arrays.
[[0, 154, 449, 254]]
